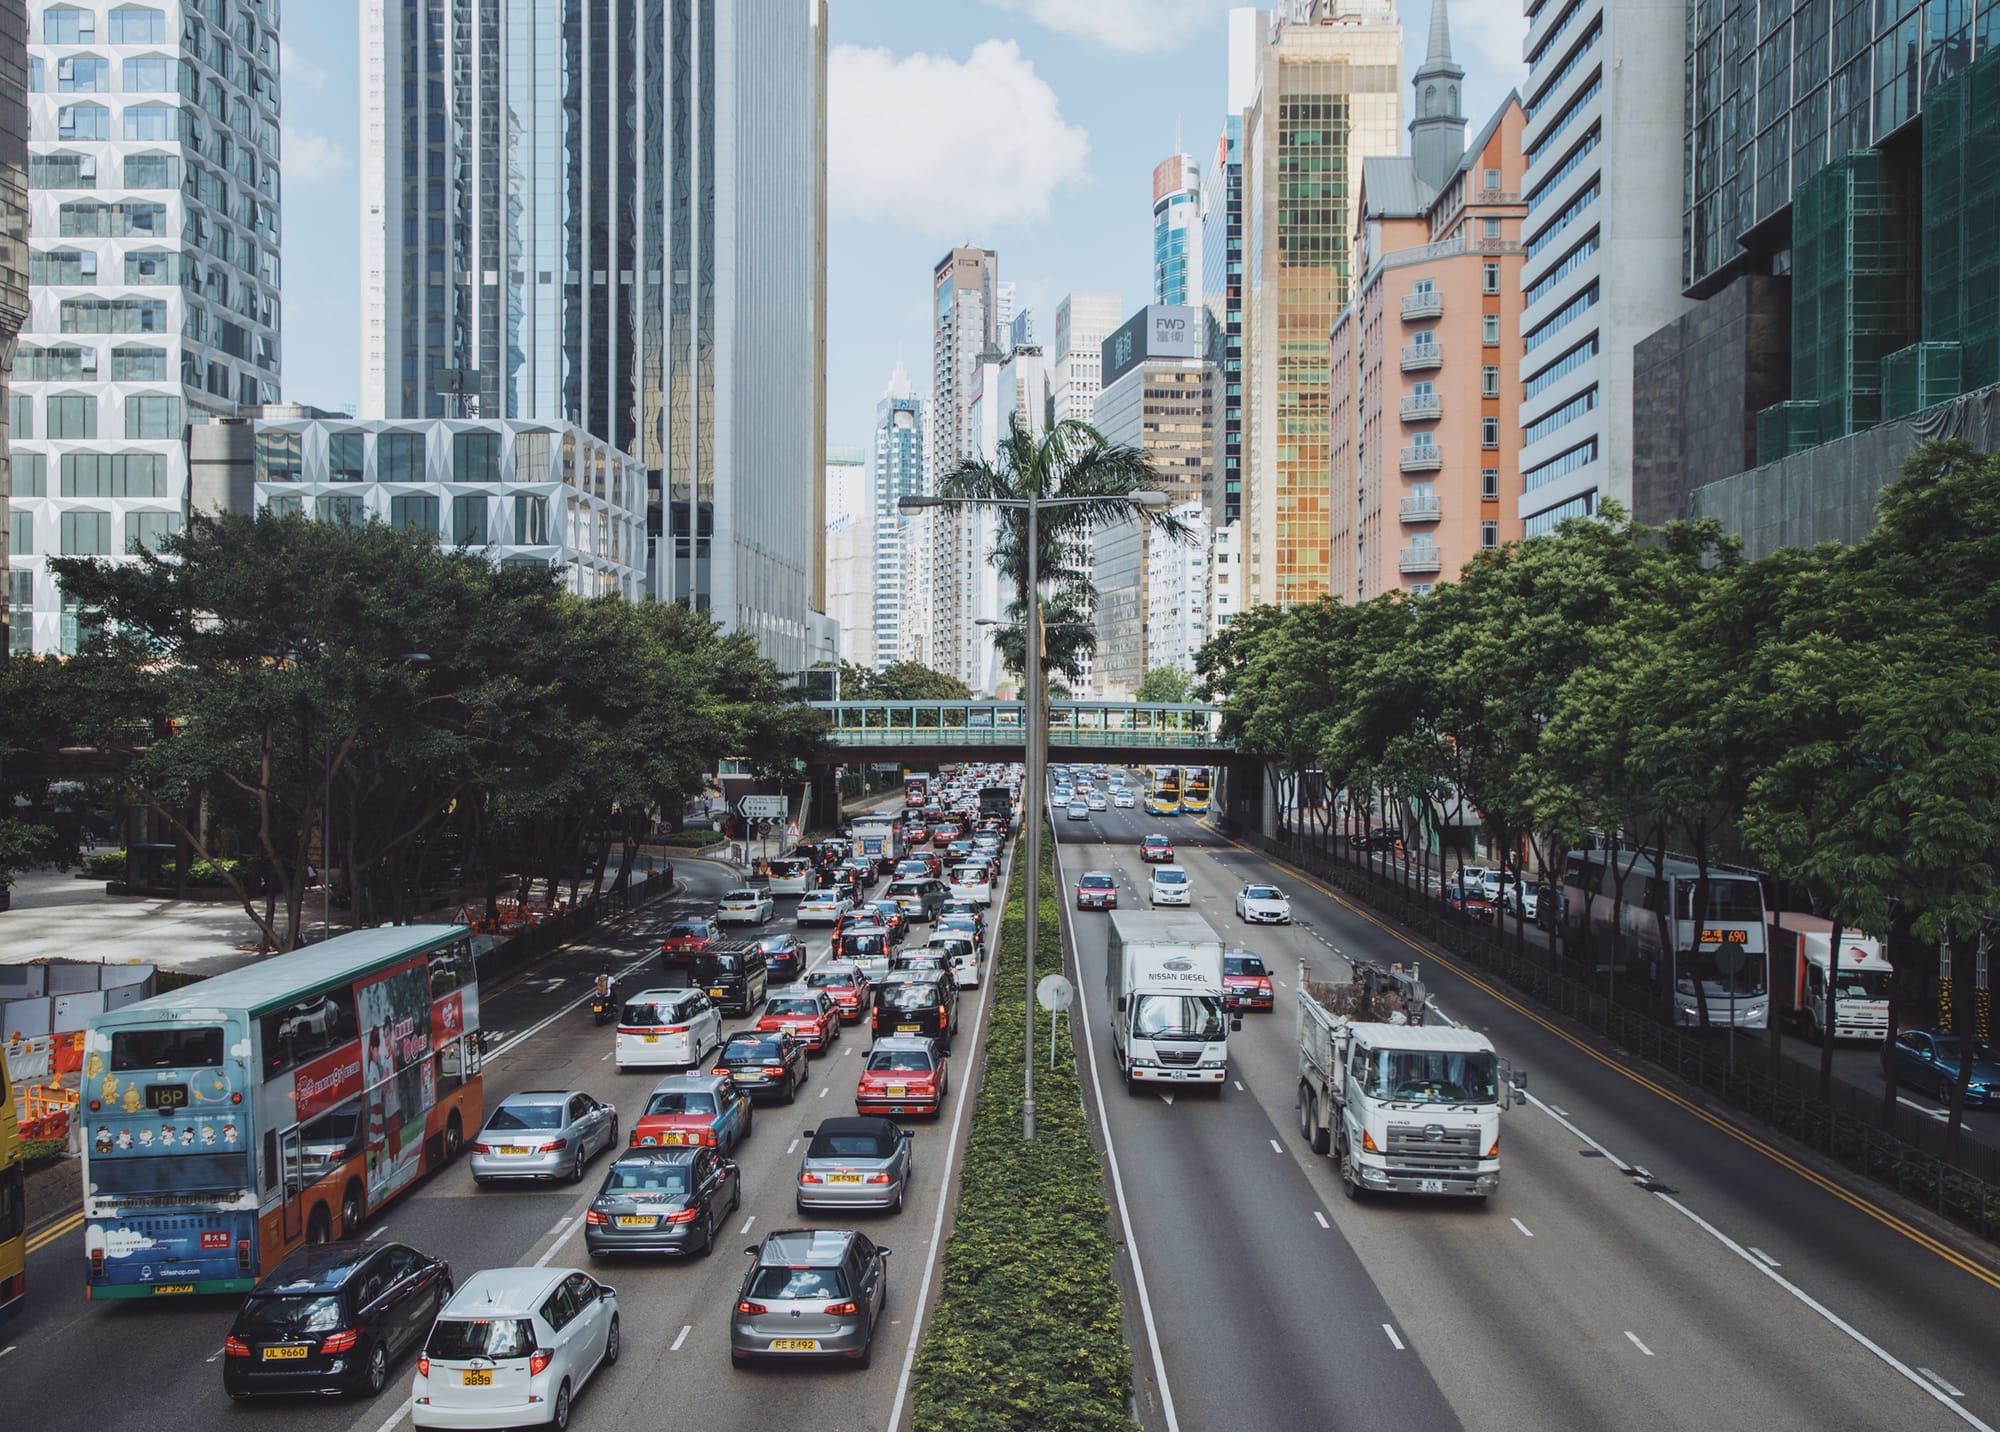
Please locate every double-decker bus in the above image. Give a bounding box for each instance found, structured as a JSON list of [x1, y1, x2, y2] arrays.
[[1561, 851, 1770, 1029], [0, 1045, 24, 1323], [80, 925, 482, 1299], [1182, 768, 1213, 815], [1145, 767, 1183, 816]]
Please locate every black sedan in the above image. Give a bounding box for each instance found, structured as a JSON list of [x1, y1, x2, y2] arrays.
[[224, 1241, 451, 1399], [714, 1029, 809, 1102]]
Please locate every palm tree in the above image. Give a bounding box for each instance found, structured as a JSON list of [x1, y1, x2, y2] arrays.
[[985, 589, 1096, 688]]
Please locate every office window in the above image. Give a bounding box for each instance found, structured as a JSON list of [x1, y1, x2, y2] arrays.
[[8, 572, 32, 655], [1483, 262, 1500, 294], [42, 6, 95, 42], [1482, 521, 1499, 549], [378, 431, 425, 482], [390, 494, 438, 534], [9, 510, 32, 557], [515, 493, 550, 544], [1483, 315, 1501, 345], [62, 452, 164, 497], [57, 104, 109, 140], [122, 102, 174, 141], [122, 151, 178, 188], [125, 394, 179, 439], [12, 393, 33, 439], [108, 7, 167, 43], [110, 345, 167, 380], [47, 394, 96, 439], [318, 494, 364, 527], [14, 451, 46, 496], [125, 510, 183, 553], [1482, 365, 1500, 398], [328, 431, 365, 481], [122, 55, 171, 91], [60, 510, 111, 555], [56, 55, 107, 91], [255, 428, 301, 481], [1481, 467, 1499, 500], [1482, 418, 1500, 448], [264, 493, 303, 519], [452, 494, 489, 545], [452, 430, 500, 484], [30, 151, 95, 187]]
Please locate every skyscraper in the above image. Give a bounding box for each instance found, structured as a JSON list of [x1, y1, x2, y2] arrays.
[[925, 245, 1001, 683], [870, 357, 923, 671], [0, 0, 28, 655], [14, 0, 283, 654], [823, 443, 871, 667], [1051, 291, 1121, 426], [1241, 0, 1403, 608], [1152, 152, 1201, 307], [360, 0, 820, 667], [1203, 8, 1261, 530]]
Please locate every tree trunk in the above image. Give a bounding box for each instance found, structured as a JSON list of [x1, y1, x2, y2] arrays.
[[1818, 918, 1844, 1104]]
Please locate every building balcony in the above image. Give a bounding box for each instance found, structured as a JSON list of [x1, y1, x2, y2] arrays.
[[1399, 393, 1442, 422], [1399, 444, 1443, 473], [1401, 342, 1443, 371], [1399, 544, 1444, 574], [1399, 495, 1441, 524], [1400, 289, 1443, 320]]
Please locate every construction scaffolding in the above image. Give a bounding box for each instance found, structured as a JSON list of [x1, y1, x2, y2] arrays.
[[1922, 48, 2000, 393], [1755, 401, 1823, 466], [1882, 342, 1964, 422]]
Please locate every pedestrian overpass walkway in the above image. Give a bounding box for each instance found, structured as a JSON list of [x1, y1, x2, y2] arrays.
[[805, 699, 1234, 761]]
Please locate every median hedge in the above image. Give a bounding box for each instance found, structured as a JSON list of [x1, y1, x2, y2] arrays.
[[911, 826, 1140, 1432]]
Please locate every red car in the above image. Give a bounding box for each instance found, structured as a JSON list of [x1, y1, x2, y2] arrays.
[[1140, 835, 1174, 864], [756, 990, 841, 1052], [918, 852, 944, 878], [931, 823, 961, 846], [1223, 951, 1275, 1011], [905, 825, 931, 847], [854, 1036, 948, 1118], [628, 1071, 752, 1153], [806, 963, 871, 1022], [1075, 871, 1118, 911], [660, 917, 720, 964]]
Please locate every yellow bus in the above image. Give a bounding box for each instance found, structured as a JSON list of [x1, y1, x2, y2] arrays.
[[1182, 768, 1213, 814], [0, 1045, 24, 1323], [1146, 767, 1183, 817]]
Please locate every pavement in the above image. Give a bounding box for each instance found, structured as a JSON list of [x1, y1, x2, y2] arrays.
[[1, 865, 268, 976]]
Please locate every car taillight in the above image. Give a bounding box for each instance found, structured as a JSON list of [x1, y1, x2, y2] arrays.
[[470, 1142, 492, 1154], [530, 1349, 554, 1376], [321, 1329, 359, 1354], [537, 1140, 568, 1153], [866, 1173, 892, 1185], [937, 1007, 948, 1028], [737, 1300, 768, 1315], [629, 1132, 641, 1146], [663, 1025, 688, 1035], [764, 1065, 787, 1076], [824, 1301, 858, 1315], [665, 1206, 701, 1224], [800, 1172, 823, 1184], [418, 1355, 430, 1378], [584, 1209, 608, 1226], [698, 1129, 718, 1147], [223, 1335, 250, 1358]]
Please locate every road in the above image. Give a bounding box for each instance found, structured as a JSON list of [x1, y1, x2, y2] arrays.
[[1054, 786, 2000, 1432], [6, 847, 1005, 1432]]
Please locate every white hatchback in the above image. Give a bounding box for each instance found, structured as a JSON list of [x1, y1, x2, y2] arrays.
[[412, 1266, 617, 1430], [1149, 866, 1193, 907], [615, 989, 723, 1072]]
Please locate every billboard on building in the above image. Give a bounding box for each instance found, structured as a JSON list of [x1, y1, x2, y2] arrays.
[[1100, 305, 1204, 390]]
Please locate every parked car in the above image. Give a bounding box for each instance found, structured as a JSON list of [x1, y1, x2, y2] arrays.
[[714, 1029, 809, 1102], [796, 1117, 914, 1214], [1234, 882, 1292, 924], [470, 1090, 619, 1186], [756, 990, 841, 1054], [411, 1267, 618, 1430], [1140, 834, 1174, 863], [629, 1071, 753, 1154], [615, 989, 724, 1072], [715, 888, 776, 927], [1890, 1030, 2000, 1107], [1149, 866, 1192, 907], [224, 1241, 452, 1399], [855, 1035, 948, 1118], [730, 1229, 892, 1368], [584, 1148, 740, 1260], [758, 932, 807, 984], [1075, 871, 1118, 911], [1222, 951, 1275, 1011], [796, 890, 852, 926]]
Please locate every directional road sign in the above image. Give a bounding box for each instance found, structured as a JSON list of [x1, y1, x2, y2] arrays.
[[739, 795, 787, 819]]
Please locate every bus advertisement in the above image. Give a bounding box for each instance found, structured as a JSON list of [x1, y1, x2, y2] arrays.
[[80, 925, 482, 1299], [1561, 851, 1769, 1030], [0, 1045, 23, 1323], [1183, 768, 1213, 814]]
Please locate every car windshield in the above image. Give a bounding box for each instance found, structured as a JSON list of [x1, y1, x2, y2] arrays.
[[807, 971, 855, 989], [1359, 1049, 1500, 1104], [1154, 870, 1187, 885], [767, 997, 820, 1016], [237, 1292, 345, 1335], [1225, 955, 1269, 977], [879, 984, 938, 1010], [867, 1049, 933, 1072], [1081, 875, 1113, 889], [485, 1103, 563, 1131], [427, 1318, 537, 1361], [747, 1265, 849, 1301], [1133, 994, 1226, 1042], [723, 1037, 784, 1061], [644, 1091, 716, 1117], [603, 1164, 690, 1195], [952, 868, 986, 883], [1245, 886, 1281, 900]]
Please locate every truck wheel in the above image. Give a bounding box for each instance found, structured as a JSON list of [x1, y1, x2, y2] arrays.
[[1300, 1087, 1330, 1156], [1338, 1133, 1364, 1201]]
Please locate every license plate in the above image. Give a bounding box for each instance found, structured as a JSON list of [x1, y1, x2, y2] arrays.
[[152, 1283, 195, 1294], [499, 1145, 528, 1155], [616, 1215, 658, 1227], [898, 1023, 920, 1033], [653, 1132, 687, 1146], [771, 1338, 819, 1352], [462, 1369, 493, 1386], [828, 1173, 862, 1184], [887, 1086, 907, 1097], [709, 988, 726, 997], [261, 1345, 308, 1361], [1419, 1179, 1445, 1193], [644, 1034, 659, 1043]]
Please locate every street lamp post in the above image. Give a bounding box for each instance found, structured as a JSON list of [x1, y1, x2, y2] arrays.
[[902, 488, 1168, 1141]]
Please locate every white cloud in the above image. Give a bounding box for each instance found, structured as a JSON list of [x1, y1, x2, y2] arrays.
[[981, 0, 1227, 54], [830, 41, 1089, 239], [282, 125, 353, 184], [279, 39, 327, 92]]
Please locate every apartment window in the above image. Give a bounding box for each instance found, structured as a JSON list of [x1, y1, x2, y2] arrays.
[[30, 151, 96, 187], [1482, 468, 1500, 500], [1482, 520, 1499, 550], [390, 494, 438, 534], [255, 429, 301, 481], [1482, 218, 1501, 239], [1484, 169, 1502, 191], [1483, 262, 1500, 294], [60, 510, 111, 556], [123, 151, 178, 187], [1482, 365, 1500, 398], [14, 452, 46, 496], [9, 511, 32, 557], [328, 432, 365, 481], [125, 394, 179, 439], [8, 572, 32, 654], [515, 493, 550, 544], [264, 493, 302, 519], [62, 452, 164, 497], [379, 431, 425, 482], [57, 104, 109, 140], [47, 394, 96, 439], [1482, 418, 1500, 449], [123, 251, 177, 285], [452, 494, 489, 546], [56, 54, 107, 91], [452, 430, 500, 484], [108, 7, 167, 43], [61, 297, 166, 333], [125, 510, 183, 553], [122, 55, 170, 91], [30, 249, 94, 288], [1483, 315, 1501, 345]]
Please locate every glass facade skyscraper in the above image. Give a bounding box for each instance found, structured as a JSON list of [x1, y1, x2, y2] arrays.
[[870, 358, 922, 670], [1152, 151, 1200, 308], [1201, 116, 1243, 527]]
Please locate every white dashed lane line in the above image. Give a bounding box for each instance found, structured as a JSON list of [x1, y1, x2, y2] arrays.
[[1625, 1331, 1654, 1357], [1383, 1324, 1406, 1351]]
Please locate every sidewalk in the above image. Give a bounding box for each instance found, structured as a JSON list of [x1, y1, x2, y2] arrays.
[[0, 866, 269, 978]]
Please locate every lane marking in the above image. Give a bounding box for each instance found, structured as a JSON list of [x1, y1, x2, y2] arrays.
[[206, 1347, 223, 1363], [818, 1086, 828, 1098], [739, 1216, 755, 1234], [366, 1224, 390, 1241], [1546, 1104, 1570, 1117], [532, 1214, 579, 1268], [1313, 1211, 1329, 1229], [1383, 1324, 1405, 1351], [1898, 1096, 1951, 1124], [25, 1210, 84, 1254], [1215, 830, 2000, 1293], [1922, 1370, 1968, 1399], [1233, 1080, 1246, 1092], [670, 1324, 692, 1353], [786, 1139, 800, 1156], [1511, 1217, 1534, 1238], [1526, 1093, 1634, 1173], [844, 1044, 855, 1057], [1750, 1247, 1781, 1268], [1625, 1331, 1654, 1357], [365, 1397, 413, 1432], [1269, 1139, 1283, 1154], [0, 1346, 13, 1360]]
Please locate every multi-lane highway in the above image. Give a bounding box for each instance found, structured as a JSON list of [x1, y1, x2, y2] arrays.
[[1054, 788, 2000, 1432], [7, 848, 1006, 1432]]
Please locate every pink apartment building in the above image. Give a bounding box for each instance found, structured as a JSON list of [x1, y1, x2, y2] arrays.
[[1330, 5, 1527, 600]]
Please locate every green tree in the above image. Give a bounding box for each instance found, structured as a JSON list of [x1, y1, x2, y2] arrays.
[[860, 661, 974, 702], [1134, 665, 1193, 703]]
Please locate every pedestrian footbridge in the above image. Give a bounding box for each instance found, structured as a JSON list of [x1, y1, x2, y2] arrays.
[[805, 699, 1234, 763]]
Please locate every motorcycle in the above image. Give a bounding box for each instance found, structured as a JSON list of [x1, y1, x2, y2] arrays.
[[590, 982, 619, 1025]]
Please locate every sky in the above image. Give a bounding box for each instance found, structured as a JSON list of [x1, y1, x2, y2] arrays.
[[277, 1, 1530, 443]]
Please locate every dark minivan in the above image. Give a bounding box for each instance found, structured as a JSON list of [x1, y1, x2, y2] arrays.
[[224, 1240, 452, 1399], [688, 942, 770, 1017], [870, 971, 959, 1050]]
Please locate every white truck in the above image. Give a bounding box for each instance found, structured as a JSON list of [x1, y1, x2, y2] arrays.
[[1105, 910, 1239, 1094], [1771, 917, 1892, 1043], [849, 816, 906, 874], [1296, 959, 1523, 1201]]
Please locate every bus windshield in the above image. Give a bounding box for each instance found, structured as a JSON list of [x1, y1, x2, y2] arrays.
[[1675, 877, 1764, 923], [1678, 947, 1767, 998]]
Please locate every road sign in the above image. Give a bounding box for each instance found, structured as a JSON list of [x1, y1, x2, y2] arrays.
[[739, 795, 786, 819], [1036, 974, 1074, 1013]]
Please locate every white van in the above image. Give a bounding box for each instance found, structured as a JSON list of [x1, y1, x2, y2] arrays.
[[614, 988, 722, 1072], [947, 864, 994, 908], [766, 857, 814, 896], [925, 934, 981, 989]]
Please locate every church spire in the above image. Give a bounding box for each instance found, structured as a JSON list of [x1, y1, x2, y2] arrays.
[[1424, 0, 1453, 69], [1409, 0, 1467, 191]]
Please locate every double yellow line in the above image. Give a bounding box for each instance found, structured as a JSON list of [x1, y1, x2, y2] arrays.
[[1210, 824, 2000, 1293], [24, 1209, 83, 1256]]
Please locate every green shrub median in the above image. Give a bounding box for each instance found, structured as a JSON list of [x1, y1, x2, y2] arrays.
[[911, 827, 1140, 1432]]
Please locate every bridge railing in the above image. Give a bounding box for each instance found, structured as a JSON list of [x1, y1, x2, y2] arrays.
[[805, 699, 1229, 750]]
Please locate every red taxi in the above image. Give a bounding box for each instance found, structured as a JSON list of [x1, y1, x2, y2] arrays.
[[756, 990, 841, 1052], [854, 1036, 948, 1118], [1140, 834, 1175, 864], [628, 1071, 752, 1153], [1075, 871, 1118, 911], [805, 962, 871, 1022], [1223, 951, 1275, 1011], [905, 824, 931, 847], [660, 916, 721, 964]]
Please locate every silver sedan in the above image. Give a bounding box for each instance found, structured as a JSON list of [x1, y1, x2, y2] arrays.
[[470, 1088, 620, 1185], [796, 1116, 914, 1213]]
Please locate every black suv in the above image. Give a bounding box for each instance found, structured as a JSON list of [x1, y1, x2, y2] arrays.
[[224, 1240, 452, 1399], [688, 942, 770, 1017], [871, 970, 959, 1049]]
